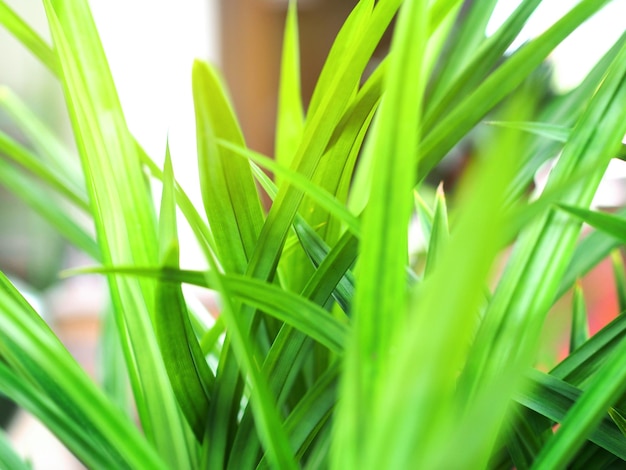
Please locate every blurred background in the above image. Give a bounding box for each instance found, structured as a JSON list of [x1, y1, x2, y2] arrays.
[[0, 0, 625, 467]]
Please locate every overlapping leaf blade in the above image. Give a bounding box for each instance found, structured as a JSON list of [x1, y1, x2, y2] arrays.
[[334, 0, 427, 468], [0, 272, 165, 469], [419, 0, 613, 178], [155, 149, 214, 440], [41, 1, 193, 466]]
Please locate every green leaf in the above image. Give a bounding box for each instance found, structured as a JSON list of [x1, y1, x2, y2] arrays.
[[428, 0, 498, 97], [486, 121, 570, 143], [0, 87, 85, 188], [335, 0, 429, 466], [558, 204, 626, 245], [507, 30, 626, 208], [611, 250, 626, 315], [505, 406, 549, 470], [275, 0, 304, 179], [0, 156, 99, 259], [218, 140, 360, 237], [155, 147, 214, 441], [248, 161, 356, 312], [419, 0, 614, 178], [228, 275, 347, 354], [487, 120, 626, 159], [427, 0, 543, 124], [99, 304, 130, 412], [245, 0, 400, 287], [0, 1, 57, 73], [193, 58, 279, 468], [300, 56, 382, 248], [0, 429, 30, 470], [192, 60, 264, 274], [197, 258, 298, 469], [64, 264, 348, 355], [460, 25, 626, 436], [258, 362, 340, 469], [0, 273, 166, 469], [306, 0, 375, 118], [531, 41, 626, 463], [551, 312, 626, 388], [570, 282, 589, 353], [42, 1, 193, 466], [424, 184, 449, 277], [516, 369, 626, 460], [367, 98, 521, 469], [608, 408, 626, 438], [0, 130, 88, 211], [558, 217, 625, 301]]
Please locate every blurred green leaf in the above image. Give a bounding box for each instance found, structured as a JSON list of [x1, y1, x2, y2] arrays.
[[0, 1, 57, 73], [369, 99, 520, 469], [0, 88, 84, 187], [0, 130, 87, 210], [532, 39, 626, 463], [488, 120, 626, 159], [427, 0, 541, 119], [608, 408, 626, 438], [570, 282, 589, 353], [611, 250, 626, 315], [419, 0, 614, 178], [424, 184, 449, 277], [461, 28, 626, 455], [486, 121, 570, 143], [336, 0, 428, 463], [0, 429, 30, 470], [0, 272, 165, 469], [0, 156, 99, 259]]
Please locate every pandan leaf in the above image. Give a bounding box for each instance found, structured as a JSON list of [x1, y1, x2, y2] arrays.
[[611, 250, 626, 315], [155, 147, 214, 440], [41, 2, 193, 465], [558, 205, 626, 244], [0, 1, 57, 73], [486, 120, 626, 158], [516, 369, 626, 460], [424, 183, 449, 277], [0, 429, 30, 470], [608, 408, 626, 438], [275, 0, 304, 179], [570, 282, 589, 353]]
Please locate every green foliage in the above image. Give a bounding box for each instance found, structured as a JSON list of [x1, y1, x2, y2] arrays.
[[1, 0, 626, 468]]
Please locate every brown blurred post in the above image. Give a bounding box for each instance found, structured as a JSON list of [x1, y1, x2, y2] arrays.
[[219, 0, 358, 156]]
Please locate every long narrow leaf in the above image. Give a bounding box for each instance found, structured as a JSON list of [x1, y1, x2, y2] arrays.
[[515, 370, 626, 460], [42, 1, 193, 466], [570, 282, 589, 353], [155, 148, 213, 440], [0, 1, 57, 73], [419, 0, 613, 178], [0, 273, 165, 469], [275, 0, 304, 178], [335, 0, 427, 468]]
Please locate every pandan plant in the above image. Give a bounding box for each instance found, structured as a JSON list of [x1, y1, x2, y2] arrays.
[[1, 0, 626, 468]]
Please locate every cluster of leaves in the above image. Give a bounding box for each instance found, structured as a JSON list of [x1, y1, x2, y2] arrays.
[[1, 0, 626, 468]]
